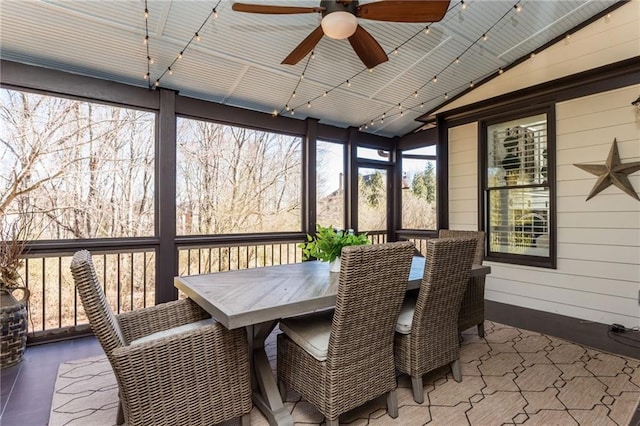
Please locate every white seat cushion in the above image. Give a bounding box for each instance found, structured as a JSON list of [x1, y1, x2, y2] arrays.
[[396, 297, 417, 334], [130, 318, 216, 345], [279, 310, 333, 361]]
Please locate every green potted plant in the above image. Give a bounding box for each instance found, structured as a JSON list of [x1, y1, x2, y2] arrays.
[[1, 217, 32, 368], [299, 225, 370, 272]]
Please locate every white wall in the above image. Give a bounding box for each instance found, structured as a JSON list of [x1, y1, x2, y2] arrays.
[[445, 1, 640, 328]]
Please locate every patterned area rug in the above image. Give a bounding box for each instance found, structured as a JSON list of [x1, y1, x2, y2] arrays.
[[50, 321, 640, 425]]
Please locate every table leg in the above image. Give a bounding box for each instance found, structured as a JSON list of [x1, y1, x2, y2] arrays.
[[247, 321, 293, 426]]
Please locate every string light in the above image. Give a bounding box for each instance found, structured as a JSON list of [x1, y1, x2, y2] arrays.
[[291, 109, 295, 116], [420, 102, 424, 108], [433, 76, 437, 83], [368, 68, 374, 73], [144, 35, 148, 45], [393, 48, 399, 55], [147, 56, 154, 64], [144, 72, 149, 80], [470, 81, 474, 88], [370, 120, 374, 126], [530, 52, 536, 58], [398, 103, 402, 110], [514, 4, 522, 12], [300, 73, 304, 80], [144, 8, 148, 18], [414, 91, 418, 98], [444, 93, 449, 100], [380, 117, 384, 123], [347, 80, 351, 87], [323, 91, 328, 97], [307, 101, 311, 108], [311, 51, 316, 60], [286, 104, 290, 111], [482, 33, 488, 41], [498, 68, 504, 74], [424, 26, 430, 34], [272, 110, 278, 117], [461, 0, 467, 10], [292, 91, 296, 98], [149, 1, 221, 87], [455, 57, 460, 64]]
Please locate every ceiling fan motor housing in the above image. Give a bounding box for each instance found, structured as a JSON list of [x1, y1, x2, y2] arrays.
[[320, 0, 358, 18]]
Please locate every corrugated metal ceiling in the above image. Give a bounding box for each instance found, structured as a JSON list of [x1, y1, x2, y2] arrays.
[[0, 0, 619, 137]]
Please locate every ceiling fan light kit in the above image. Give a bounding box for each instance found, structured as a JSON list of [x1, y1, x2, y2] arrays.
[[321, 11, 358, 39], [232, 0, 451, 68]]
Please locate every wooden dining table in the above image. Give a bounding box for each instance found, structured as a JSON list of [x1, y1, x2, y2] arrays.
[[175, 256, 491, 426]]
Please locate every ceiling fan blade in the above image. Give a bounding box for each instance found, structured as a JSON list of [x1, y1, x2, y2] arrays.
[[232, 3, 325, 14], [282, 25, 325, 65], [357, 0, 451, 22], [348, 25, 388, 69]]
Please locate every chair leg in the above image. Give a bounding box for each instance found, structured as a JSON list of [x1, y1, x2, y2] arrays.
[[478, 322, 485, 338], [116, 399, 125, 425], [386, 389, 399, 418], [451, 359, 462, 382], [240, 412, 251, 426], [326, 417, 339, 426], [411, 376, 424, 404]]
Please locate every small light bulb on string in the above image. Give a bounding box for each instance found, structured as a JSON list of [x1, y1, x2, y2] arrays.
[[400, 111, 404, 117], [482, 33, 488, 41], [154, 80, 160, 87], [311, 51, 316, 60], [292, 91, 296, 98], [606, 13, 611, 18], [195, 32, 200, 42], [433, 76, 438, 83], [368, 68, 373, 73], [398, 103, 402, 110], [382, 112, 386, 119], [144, 8, 149, 18], [424, 25, 430, 34], [300, 73, 305, 80], [144, 72, 149, 80], [168, 67, 173, 75], [272, 110, 278, 117], [393, 48, 399, 55], [565, 33, 571, 40], [290, 109, 295, 116], [470, 81, 474, 88], [444, 93, 449, 100], [364, 124, 368, 129], [413, 91, 418, 98], [144, 35, 149, 45], [514, 4, 522, 13], [455, 57, 460, 64], [178, 51, 183, 59], [286, 105, 290, 111], [498, 68, 504, 74], [370, 120, 374, 127], [323, 91, 328, 97], [530, 52, 536, 58], [307, 101, 311, 108], [347, 80, 351, 87], [147, 56, 154, 64], [380, 117, 384, 124], [213, 8, 218, 18], [461, 0, 467, 10], [420, 102, 424, 108]]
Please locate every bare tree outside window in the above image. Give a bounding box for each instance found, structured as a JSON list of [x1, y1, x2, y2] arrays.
[[176, 117, 302, 235]]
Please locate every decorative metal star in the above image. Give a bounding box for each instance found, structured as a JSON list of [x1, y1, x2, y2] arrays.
[[574, 138, 640, 201]]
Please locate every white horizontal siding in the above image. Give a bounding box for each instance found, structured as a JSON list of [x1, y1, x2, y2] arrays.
[[448, 123, 478, 230]]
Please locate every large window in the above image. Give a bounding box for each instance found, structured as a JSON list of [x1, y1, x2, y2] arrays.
[[176, 118, 302, 235], [401, 145, 437, 230], [316, 140, 344, 230], [0, 88, 156, 240], [482, 110, 555, 267]]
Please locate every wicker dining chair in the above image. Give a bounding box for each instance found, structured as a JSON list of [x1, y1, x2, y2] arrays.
[[394, 237, 477, 404], [70, 250, 252, 426], [439, 229, 487, 337], [277, 241, 415, 426]]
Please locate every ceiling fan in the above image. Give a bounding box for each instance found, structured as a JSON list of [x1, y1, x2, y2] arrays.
[[232, 0, 451, 69]]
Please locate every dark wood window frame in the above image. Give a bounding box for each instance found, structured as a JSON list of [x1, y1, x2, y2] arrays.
[[479, 104, 557, 269]]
